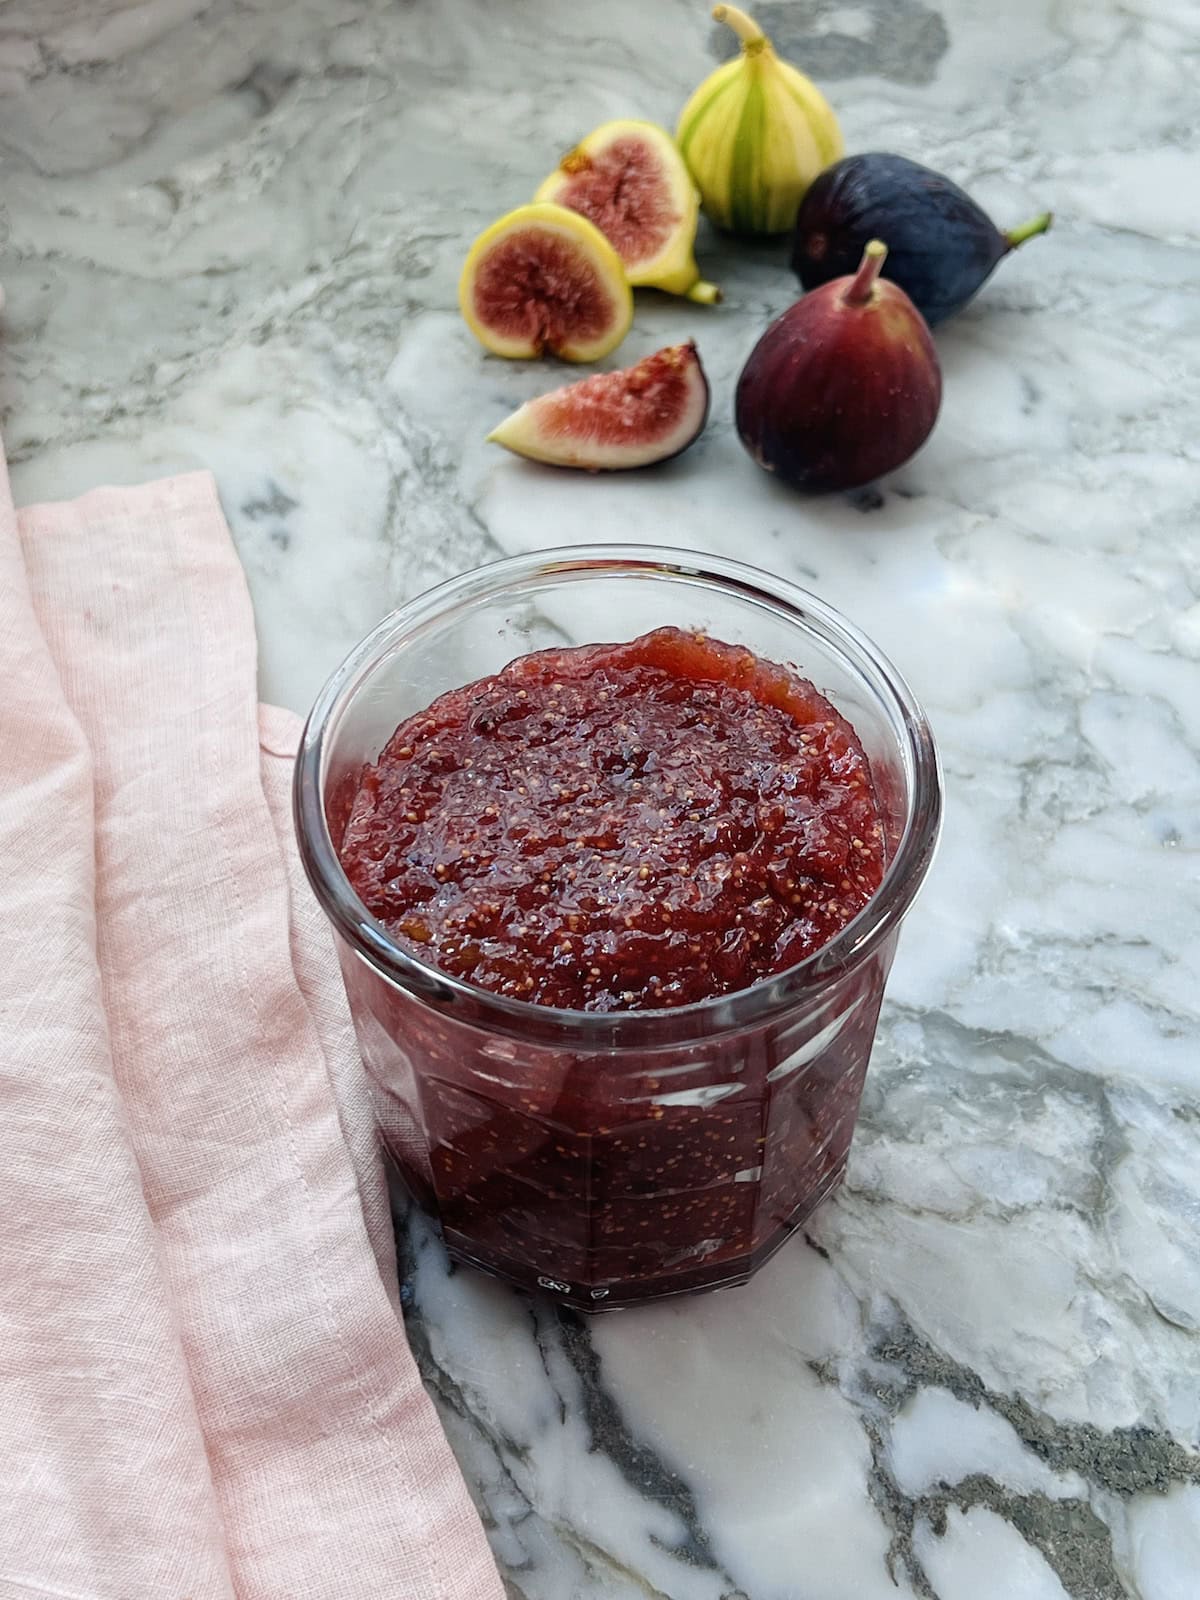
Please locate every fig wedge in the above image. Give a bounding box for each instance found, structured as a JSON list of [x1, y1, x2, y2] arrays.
[[488, 342, 710, 470]]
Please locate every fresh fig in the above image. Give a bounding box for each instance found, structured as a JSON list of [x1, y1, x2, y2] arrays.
[[488, 342, 709, 471], [736, 241, 941, 493], [677, 5, 842, 237], [535, 120, 720, 304], [792, 153, 1052, 327], [459, 202, 632, 362]]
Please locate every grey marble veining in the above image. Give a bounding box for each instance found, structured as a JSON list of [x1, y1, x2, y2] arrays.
[[3, 1, 1199, 1595]]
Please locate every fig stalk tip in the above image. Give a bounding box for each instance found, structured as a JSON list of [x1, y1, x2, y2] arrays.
[[1005, 211, 1054, 250], [713, 5, 769, 52], [844, 239, 888, 304]]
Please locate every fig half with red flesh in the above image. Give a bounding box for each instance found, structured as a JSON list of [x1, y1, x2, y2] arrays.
[[536, 121, 719, 304], [459, 203, 633, 362], [736, 241, 941, 493], [488, 342, 710, 471]]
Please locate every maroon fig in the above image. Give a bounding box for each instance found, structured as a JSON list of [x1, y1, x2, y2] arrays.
[[735, 240, 942, 494]]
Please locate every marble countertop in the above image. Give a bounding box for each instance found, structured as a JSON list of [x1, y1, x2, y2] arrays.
[[4, 0, 1199, 1595]]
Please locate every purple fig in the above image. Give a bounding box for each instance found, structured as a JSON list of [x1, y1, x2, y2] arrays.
[[792, 153, 1052, 327], [488, 342, 710, 471], [735, 241, 941, 494]]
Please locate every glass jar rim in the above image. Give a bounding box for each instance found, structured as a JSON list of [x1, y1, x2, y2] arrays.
[[293, 544, 942, 1049]]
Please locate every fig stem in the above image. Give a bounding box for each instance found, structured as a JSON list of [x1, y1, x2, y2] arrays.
[[1005, 211, 1054, 249], [844, 239, 888, 305], [686, 278, 723, 305], [713, 5, 769, 53]]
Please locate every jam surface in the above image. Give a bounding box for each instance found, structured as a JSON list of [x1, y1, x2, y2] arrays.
[[340, 628, 885, 1011]]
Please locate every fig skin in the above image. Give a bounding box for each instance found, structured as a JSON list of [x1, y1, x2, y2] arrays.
[[792, 153, 1052, 327], [736, 241, 941, 494]]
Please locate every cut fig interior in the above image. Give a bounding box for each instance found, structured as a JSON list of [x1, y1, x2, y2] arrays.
[[552, 136, 682, 271], [458, 203, 632, 361], [472, 229, 615, 354], [488, 342, 711, 471]]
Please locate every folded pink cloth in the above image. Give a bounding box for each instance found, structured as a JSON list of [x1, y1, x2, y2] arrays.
[[0, 452, 504, 1600]]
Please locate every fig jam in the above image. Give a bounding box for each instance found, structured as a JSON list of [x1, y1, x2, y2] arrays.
[[337, 628, 891, 1307]]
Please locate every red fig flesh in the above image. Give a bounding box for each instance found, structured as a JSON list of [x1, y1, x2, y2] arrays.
[[534, 121, 720, 303], [488, 342, 710, 471], [736, 241, 942, 493], [458, 203, 632, 362], [538, 125, 684, 274]]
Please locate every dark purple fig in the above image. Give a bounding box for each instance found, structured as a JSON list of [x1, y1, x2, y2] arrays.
[[488, 342, 710, 471], [736, 241, 941, 494], [791, 153, 1052, 327]]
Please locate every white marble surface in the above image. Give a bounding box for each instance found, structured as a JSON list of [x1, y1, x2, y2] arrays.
[[3, 0, 1200, 1595]]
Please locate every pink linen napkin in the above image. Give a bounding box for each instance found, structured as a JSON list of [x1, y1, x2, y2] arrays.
[[0, 449, 504, 1600]]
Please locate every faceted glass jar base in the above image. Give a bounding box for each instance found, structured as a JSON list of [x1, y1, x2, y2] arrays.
[[411, 1155, 847, 1311], [346, 932, 890, 1308]]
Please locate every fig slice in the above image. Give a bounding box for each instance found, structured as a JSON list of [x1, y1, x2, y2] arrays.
[[535, 120, 720, 305], [487, 341, 710, 471], [459, 202, 633, 362]]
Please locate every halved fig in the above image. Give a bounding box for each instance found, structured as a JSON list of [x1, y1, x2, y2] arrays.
[[535, 120, 720, 305], [459, 202, 633, 362], [487, 341, 710, 471]]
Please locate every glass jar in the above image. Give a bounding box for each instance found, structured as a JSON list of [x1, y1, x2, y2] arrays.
[[295, 546, 941, 1309]]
